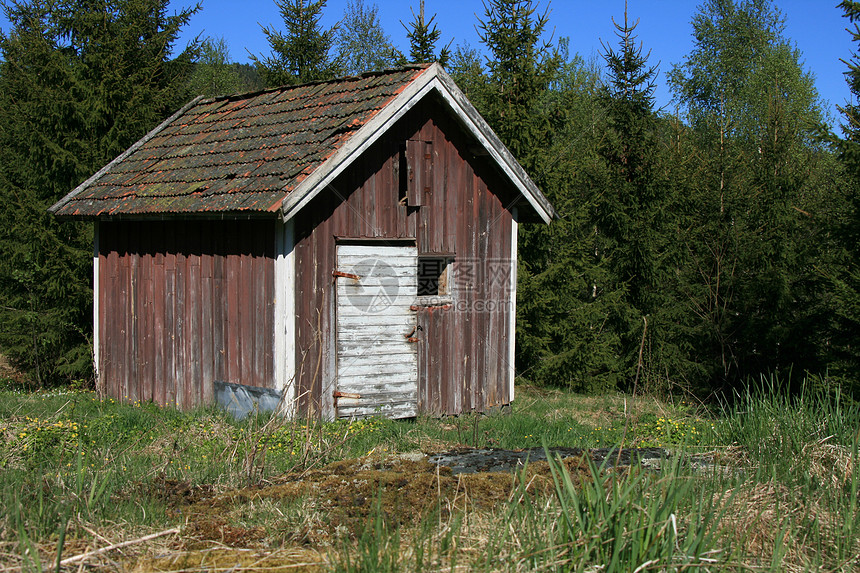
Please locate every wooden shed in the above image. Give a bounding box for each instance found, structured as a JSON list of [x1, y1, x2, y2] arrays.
[[50, 64, 556, 419]]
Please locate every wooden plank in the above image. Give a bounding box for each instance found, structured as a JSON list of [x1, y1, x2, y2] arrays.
[[212, 231, 225, 386], [337, 325, 421, 340], [335, 352, 419, 367], [336, 370, 418, 387], [153, 234, 166, 408], [293, 231, 311, 416], [333, 307, 419, 320], [508, 208, 518, 403], [187, 227, 202, 405], [254, 226, 267, 386], [140, 229, 153, 404], [274, 218, 297, 411], [174, 224, 187, 409], [126, 243, 137, 404], [336, 338, 416, 354], [226, 224, 240, 383], [475, 179, 489, 412], [405, 139, 425, 207], [92, 222, 100, 391], [335, 245, 417, 258], [337, 401, 417, 419], [200, 247, 214, 405], [163, 224, 176, 407], [321, 231, 336, 419], [364, 144, 378, 235], [263, 223, 275, 388], [104, 226, 119, 398], [238, 243, 251, 386], [336, 387, 420, 400]]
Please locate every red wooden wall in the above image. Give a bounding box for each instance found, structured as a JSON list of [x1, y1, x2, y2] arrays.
[[98, 220, 275, 407], [294, 95, 518, 417]]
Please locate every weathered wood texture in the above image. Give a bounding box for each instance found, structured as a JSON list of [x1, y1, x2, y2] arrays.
[[294, 95, 518, 417], [98, 220, 275, 407], [335, 245, 418, 419]]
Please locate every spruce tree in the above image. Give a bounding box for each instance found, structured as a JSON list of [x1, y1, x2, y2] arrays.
[[597, 6, 661, 313], [593, 7, 684, 392], [825, 1, 860, 391], [402, 0, 450, 66], [477, 0, 557, 166], [0, 0, 196, 386], [254, 0, 339, 86]]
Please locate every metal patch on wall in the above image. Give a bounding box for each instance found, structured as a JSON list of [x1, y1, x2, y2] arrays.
[[214, 380, 283, 419]]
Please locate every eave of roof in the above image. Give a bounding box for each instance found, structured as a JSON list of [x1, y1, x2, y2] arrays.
[[49, 63, 556, 224], [49, 66, 430, 218]]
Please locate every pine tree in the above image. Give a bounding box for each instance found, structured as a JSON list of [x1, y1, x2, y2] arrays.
[[0, 0, 196, 386], [254, 0, 339, 86], [402, 0, 450, 66]]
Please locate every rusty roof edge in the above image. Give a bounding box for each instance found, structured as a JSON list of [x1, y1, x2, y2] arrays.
[[48, 95, 207, 215], [431, 68, 557, 224], [279, 65, 438, 221]]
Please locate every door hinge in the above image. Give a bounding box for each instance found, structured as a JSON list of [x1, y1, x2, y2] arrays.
[[332, 270, 360, 280]]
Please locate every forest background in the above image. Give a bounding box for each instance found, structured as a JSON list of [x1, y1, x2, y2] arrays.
[[1, 0, 860, 401]]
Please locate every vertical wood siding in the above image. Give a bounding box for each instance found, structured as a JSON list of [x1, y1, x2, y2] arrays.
[[294, 96, 518, 417], [98, 220, 275, 407]]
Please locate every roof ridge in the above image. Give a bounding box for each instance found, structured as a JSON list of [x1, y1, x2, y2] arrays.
[[201, 64, 433, 105]]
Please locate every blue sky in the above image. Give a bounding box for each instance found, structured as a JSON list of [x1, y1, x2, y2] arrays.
[[1, 1, 854, 126], [167, 0, 854, 126]]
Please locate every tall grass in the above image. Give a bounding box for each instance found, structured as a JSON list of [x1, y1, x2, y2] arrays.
[[2, 376, 858, 571], [544, 453, 731, 570], [713, 374, 860, 471]]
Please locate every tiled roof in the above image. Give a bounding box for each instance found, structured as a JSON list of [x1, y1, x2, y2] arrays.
[[51, 65, 431, 217]]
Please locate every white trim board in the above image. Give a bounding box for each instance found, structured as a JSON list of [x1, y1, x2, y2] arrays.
[[273, 218, 297, 416], [93, 221, 100, 392], [509, 208, 518, 402]]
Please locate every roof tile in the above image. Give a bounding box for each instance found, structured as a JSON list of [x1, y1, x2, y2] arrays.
[[53, 66, 430, 217]]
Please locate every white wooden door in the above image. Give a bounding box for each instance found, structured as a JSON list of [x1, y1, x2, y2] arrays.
[[335, 244, 418, 418]]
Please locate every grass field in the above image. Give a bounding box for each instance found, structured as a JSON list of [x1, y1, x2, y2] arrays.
[[0, 376, 858, 571]]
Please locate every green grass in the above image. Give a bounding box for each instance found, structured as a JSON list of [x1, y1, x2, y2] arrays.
[[0, 375, 858, 571]]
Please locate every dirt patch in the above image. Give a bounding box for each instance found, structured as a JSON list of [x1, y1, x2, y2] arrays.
[[131, 547, 326, 572], [185, 517, 267, 547], [180, 453, 592, 545], [121, 451, 594, 570], [143, 474, 217, 509]]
